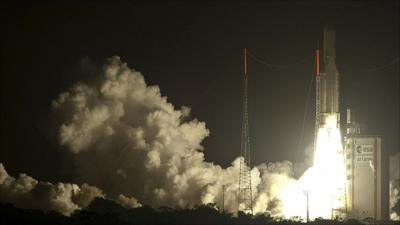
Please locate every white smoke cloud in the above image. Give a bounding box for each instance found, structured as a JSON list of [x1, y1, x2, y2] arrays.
[[72, 183, 104, 208], [116, 194, 142, 208], [253, 161, 296, 216], [0, 163, 104, 216], [0, 163, 142, 216], [50, 56, 296, 216]]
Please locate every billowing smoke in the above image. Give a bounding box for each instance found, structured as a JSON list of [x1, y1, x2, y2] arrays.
[[389, 152, 400, 220], [50, 56, 295, 216], [0, 163, 142, 215], [0, 163, 104, 216], [253, 161, 297, 216], [116, 194, 142, 208]]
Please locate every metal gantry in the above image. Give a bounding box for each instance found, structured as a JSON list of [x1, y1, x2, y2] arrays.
[[238, 48, 253, 215]]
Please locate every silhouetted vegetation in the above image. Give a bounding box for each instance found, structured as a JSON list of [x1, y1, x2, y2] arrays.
[[0, 199, 395, 225]]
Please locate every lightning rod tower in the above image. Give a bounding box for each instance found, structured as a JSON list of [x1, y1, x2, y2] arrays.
[[238, 48, 253, 215]]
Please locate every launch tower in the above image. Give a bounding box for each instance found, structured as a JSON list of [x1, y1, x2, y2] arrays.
[[238, 48, 253, 214]]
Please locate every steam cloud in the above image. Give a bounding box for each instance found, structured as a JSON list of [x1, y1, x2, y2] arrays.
[[116, 194, 142, 208], [49, 56, 295, 216], [0, 162, 142, 215], [0, 163, 104, 216]]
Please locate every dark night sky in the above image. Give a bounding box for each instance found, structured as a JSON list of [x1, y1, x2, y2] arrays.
[[0, 1, 398, 183]]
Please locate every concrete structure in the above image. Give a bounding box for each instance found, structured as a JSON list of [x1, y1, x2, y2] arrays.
[[344, 110, 384, 220]]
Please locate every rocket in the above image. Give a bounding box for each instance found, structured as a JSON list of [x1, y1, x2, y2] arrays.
[[316, 24, 340, 129]]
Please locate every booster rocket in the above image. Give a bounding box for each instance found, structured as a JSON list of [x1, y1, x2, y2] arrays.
[[316, 25, 340, 129]]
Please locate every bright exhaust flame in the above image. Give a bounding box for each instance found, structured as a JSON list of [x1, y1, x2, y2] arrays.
[[279, 115, 347, 220]]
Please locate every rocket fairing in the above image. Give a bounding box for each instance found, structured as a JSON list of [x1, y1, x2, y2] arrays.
[[317, 25, 340, 128]]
